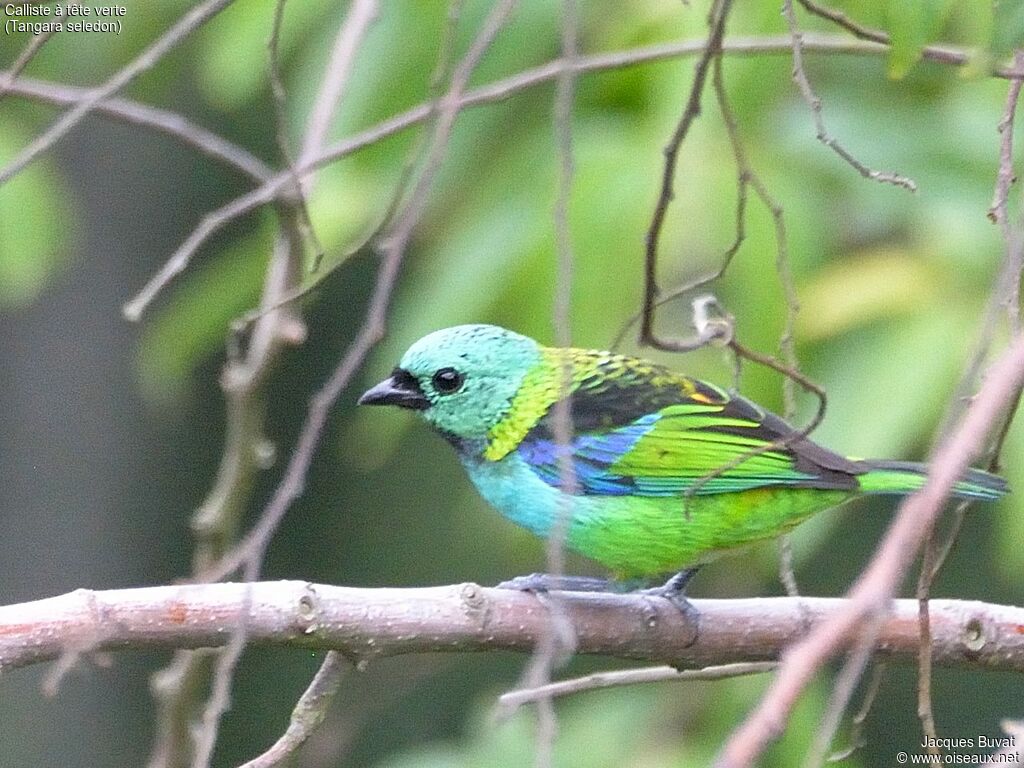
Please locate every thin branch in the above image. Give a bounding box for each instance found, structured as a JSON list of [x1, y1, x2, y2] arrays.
[[229, 0, 461, 336], [802, 615, 883, 768], [795, 0, 887, 44], [799, 0, 1024, 82], [8, 33, 1018, 197], [291, 0, 380, 271], [147, 651, 217, 768], [267, 0, 325, 271], [147, 225, 306, 768], [123, 31, 1018, 320], [717, 333, 1024, 768], [783, 0, 916, 192], [297, 0, 379, 187], [4, 584, 1024, 673], [611, 52, 751, 352], [778, 537, 801, 597], [915, 525, 943, 760], [826, 662, 886, 763], [191, 591, 250, 768], [0, 0, 238, 187], [497, 662, 777, 716], [203, 0, 520, 584], [0, 75, 273, 182], [915, 58, 1024, 754], [634, 5, 829, 498], [0, 28, 56, 99], [990, 51, 1024, 335], [356, 0, 464, 246], [180, 7, 382, 762], [237, 652, 348, 768], [988, 52, 1024, 230], [712, 51, 804, 596], [641, 0, 734, 342], [525, 1, 581, 762]]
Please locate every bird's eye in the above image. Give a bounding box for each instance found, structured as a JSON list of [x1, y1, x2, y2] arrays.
[[431, 367, 464, 394]]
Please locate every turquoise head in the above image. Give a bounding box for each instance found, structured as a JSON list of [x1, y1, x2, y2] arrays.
[[359, 325, 541, 446]]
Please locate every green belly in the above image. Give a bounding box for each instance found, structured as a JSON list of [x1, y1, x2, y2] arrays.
[[566, 487, 855, 578]]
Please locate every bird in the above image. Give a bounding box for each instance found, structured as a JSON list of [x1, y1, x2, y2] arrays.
[[359, 324, 1007, 607]]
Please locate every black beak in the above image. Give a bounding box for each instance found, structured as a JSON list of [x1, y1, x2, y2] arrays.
[[358, 369, 430, 410]]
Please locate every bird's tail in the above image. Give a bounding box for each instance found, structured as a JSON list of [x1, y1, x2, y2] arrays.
[[856, 459, 1008, 501]]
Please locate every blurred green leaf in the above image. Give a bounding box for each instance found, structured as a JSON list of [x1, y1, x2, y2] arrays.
[[797, 248, 941, 341], [0, 116, 73, 307], [886, 0, 957, 79], [887, 0, 928, 78], [197, 0, 339, 110], [136, 220, 272, 402], [989, 0, 1023, 59], [379, 674, 857, 768]]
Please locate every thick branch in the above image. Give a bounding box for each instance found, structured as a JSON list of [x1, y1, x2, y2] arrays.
[[2, 583, 1023, 674]]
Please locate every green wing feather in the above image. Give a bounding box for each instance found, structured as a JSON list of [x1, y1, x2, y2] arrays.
[[516, 351, 863, 496]]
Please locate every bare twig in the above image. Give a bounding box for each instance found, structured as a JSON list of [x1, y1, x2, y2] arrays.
[[826, 662, 886, 762], [123, 189, 276, 320], [297, 0, 379, 189], [181, 7, 383, 763], [915, 56, 1024, 753], [358, 0, 463, 245], [717, 333, 1024, 768], [0, 0, 237, 187], [4, 584, 1024, 673], [148, 652, 217, 768], [802, 615, 884, 768], [712, 52, 804, 596], [523, 1, 581, 763], [3, 34, 1019, 195], [498, 662, 777, 717], [0, 75, 273, 182], [989, 51, 1024, 334], [634, 7, 829, 497], [988, 52, 1024, 230], [795, 0, 887, 44], [190, 591, 250, 768], [777, 537, 801, 597], [229, 0, 460, 336], [237, 652, 348, 768], [915, 525, 943, 760], [125, 31, 1009, 321], [611, 53, 752, 353], [203, 0, 520, 585], [147, 224, 306, 768], [0, 28, 56, 99], [642, 0, 734, 343], [783, 0, 916, 192], [267, 0, 325, 271]]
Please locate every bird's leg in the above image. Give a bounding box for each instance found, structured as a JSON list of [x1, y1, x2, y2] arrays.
[[496, 573, 613, 593], [639, 567, 701, 641]]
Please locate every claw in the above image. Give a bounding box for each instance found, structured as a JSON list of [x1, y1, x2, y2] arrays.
[[496, 573, 613, 593], [638, 567, 700, 646]]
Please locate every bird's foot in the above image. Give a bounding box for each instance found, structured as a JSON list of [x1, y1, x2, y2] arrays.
[[496, 573, 613, 593], [637, 568, 700, 646]]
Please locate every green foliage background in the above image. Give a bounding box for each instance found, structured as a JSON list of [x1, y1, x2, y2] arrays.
[[0, 1, 1022, 766]]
